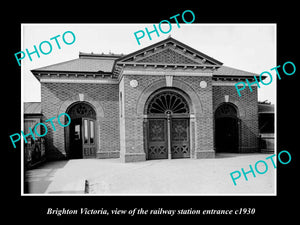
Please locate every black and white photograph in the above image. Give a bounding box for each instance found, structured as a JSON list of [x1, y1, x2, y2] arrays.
[[21, 24, 276, 195]]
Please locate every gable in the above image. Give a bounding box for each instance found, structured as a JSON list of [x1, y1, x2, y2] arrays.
[[116, 37, 223, 66], [136, 48, 200, 64]]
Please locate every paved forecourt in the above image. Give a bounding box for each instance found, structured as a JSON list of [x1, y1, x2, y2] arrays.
[[25, 153, 275, 195]]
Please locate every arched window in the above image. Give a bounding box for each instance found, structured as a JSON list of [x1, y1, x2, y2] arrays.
[[67, 102, 96, 120], [147, 91, 189, 115], [215, 103, 237, 119]]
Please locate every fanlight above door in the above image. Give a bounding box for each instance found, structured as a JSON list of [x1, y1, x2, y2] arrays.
[[147, 91, 189, 115]]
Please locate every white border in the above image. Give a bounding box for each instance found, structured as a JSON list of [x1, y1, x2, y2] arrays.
[[21, 24, 24, 195]]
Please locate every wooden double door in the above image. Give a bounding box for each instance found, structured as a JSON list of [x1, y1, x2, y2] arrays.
[[69, 118, 96, 159], [147, 117, 190, 160]]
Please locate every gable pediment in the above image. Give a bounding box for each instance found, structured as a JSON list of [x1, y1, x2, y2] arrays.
[[116, 37, 223, 67], [135, 47, 201, 64]]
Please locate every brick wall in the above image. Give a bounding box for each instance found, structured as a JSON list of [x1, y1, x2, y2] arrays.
[[213, 85, 259, 152], [120, 70, 215, 162], [40, 75, 259, 161], [120, 74, 164, 162], [138, 49, 197, 64], [41, 82, 120, 160], [175, 76, 215, 158]]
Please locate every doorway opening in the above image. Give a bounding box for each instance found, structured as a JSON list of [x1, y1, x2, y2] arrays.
[[66, 102, 97, 159], [215, 103, 239, 153], [146, 89, 190, 160]]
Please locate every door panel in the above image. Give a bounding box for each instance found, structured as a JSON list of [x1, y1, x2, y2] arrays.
[[82, 118, 96, 158], [147, 119, 168, 159], [67, 102, 97, 159], [147, 118, 190, 160], [171, 118, 190, 158]]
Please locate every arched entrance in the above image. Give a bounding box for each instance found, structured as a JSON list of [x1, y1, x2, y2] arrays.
[[215, 103, 239, 153], [145, 89, 190, 160], [66, 102, 97, 159]]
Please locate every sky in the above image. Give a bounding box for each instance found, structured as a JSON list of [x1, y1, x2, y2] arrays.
[[21, 24, 276, 103]]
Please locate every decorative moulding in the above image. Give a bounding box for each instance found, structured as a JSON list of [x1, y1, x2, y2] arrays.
[[130, 79, 138, 88], [199, 80, 207, 88]]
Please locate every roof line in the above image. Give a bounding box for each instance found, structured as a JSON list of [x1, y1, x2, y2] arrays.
[[31, 69, 113, 75], [79, 52, 124, 58], [31, 58, 79, 72], [116, 36, 223, 65], [214, 65, 260, 77]]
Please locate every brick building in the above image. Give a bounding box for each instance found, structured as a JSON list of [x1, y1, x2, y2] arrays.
[[31, 37, 260, 162]]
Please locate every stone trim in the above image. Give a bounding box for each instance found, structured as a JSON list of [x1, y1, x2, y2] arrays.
[[121, 153, 146, 163], [40, 78, 118, 84], [212, 81, 257, 86], [97, 151, 120, 159], [57, 94, 105, 119], [136, 78, 203, 116], [122, 69, 212, 77], [195, 150, 215, 158], [213, 98, 246, 118]]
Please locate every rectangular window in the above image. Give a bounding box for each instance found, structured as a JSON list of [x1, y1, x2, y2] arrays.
[[84, 119, 88, 144], [74, 124, 81, 141], [90, 120, 94, 144]]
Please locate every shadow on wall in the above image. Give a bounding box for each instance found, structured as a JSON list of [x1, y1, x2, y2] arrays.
[[43, 117, 67, 161], [239, 119, 259, 153]]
